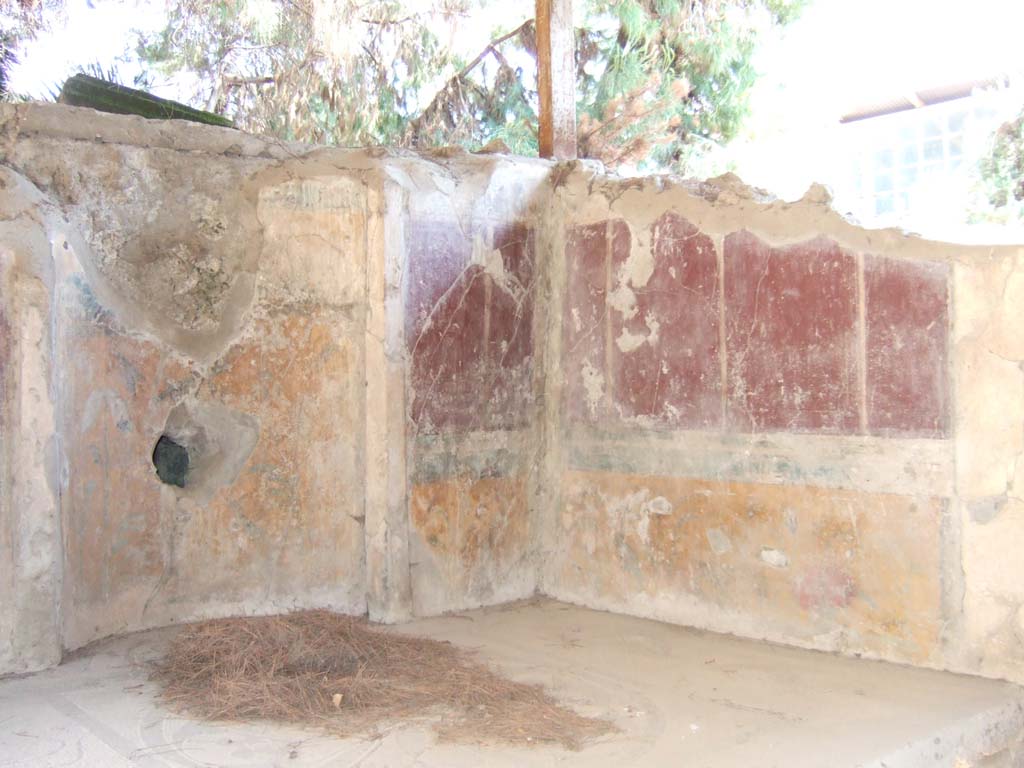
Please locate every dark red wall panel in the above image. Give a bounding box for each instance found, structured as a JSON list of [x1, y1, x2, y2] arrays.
[[610, 212, 721, 428], [864, 255, 950, 437], [408, 219, 535, 432], [406, 219, 471, 342], [483, 223, 536, 430], [563, 222, 611, 423], [725, 231, 859, 434], [410, 265, 488, 431]]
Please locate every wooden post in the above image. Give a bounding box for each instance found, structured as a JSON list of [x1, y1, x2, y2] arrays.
[[536, 0, 576, 159]]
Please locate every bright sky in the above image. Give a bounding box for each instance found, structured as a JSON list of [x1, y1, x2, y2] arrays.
[[747, 0, 1024, 131], [8, 1, 162, 99]]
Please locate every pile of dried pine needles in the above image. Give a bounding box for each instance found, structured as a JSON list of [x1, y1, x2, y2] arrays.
[[152, 610, 613, 750]]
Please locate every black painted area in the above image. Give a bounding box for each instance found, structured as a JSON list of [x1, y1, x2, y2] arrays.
[[153, 435, 189, 487]]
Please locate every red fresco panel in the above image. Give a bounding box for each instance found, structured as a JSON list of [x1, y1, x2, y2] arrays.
[[725, 231, 859, 434], [865, 255, 950, 437], [408, 219, 537, 432], [484, 223, 536, 429], [406, 217, 480, 431], [563, 222, 611, 424], [610, 212, 721, 428], [488, 223, 535, 370], [405, 219, 472, 342], [410, 264, 488, 431]]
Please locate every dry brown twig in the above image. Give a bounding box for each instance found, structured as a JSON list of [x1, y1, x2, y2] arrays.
[[152, 610, 615, 750]]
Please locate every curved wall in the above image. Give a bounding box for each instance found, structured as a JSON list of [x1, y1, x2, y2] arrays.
[[1, 118, 373, 653], [0, 104, 547, 667]]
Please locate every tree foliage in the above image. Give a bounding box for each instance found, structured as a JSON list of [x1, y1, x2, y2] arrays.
[[8, 0, 803, 171], [576, 0, 802, 169], [136, 0, 800, 169], [0, 0, 65, 40], [976, 106, 1024, 222], [137, 0, 473, 146]]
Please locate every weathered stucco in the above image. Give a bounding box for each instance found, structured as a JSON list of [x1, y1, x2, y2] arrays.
[[0, 104, 1022, 687], [0, 104, 551, 668], [397, 158, 548, 615], [954, 247, 1024, 681], [0, 169, 61, 674], [537, 168, 1023, 680], [556, 470, 945, 664], [15, 130, 376, 649]]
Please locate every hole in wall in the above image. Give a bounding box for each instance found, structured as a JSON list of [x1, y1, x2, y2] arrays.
[[152, 400, 259, 502], [153, 435, 189, 487]]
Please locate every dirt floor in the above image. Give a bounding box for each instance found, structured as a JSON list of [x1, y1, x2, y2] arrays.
[[1, 599, 1022, 767]]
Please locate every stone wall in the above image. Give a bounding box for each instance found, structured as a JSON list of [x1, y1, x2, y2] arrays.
[[1, 104, 1022, 686], [0, 171, 62, 674], [0, 107, 376, 654], [0, 104, 552, 670], [538, 169, 1024, 680], [396, 158, 548, 616]]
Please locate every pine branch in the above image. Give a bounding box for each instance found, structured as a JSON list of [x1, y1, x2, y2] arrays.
[[223, 76, 276, 88], [405, 18, 534, 142], [455, 19, 533, 80]]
